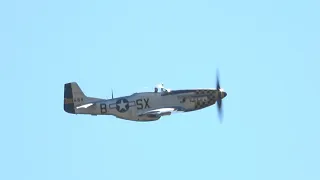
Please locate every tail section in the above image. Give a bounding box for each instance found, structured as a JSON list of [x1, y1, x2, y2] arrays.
[[64, 82, 87, 114]]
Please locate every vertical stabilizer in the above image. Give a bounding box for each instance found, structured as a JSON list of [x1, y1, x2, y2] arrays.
[[64, 82, 87, 114]]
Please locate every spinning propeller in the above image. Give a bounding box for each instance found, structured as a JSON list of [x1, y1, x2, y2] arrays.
[[216, 69, 227, 122]]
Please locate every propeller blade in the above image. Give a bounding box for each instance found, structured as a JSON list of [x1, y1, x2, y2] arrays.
[[217, 98, 223, 122], [218, 103, 223, 123], [216, 69, 220, 90], [216, 69, 223, 122]]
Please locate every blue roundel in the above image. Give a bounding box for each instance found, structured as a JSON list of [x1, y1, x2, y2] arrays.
[[116, 98, 129, 112]]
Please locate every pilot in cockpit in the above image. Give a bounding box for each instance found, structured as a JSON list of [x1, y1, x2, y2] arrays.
[[154, 83, 170, 94], [154, 87, 166, 93]]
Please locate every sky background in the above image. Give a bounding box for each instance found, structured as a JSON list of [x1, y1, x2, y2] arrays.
[[1, 0, 320, 179]]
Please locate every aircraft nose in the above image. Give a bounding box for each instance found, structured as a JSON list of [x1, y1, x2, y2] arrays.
[[223, 92, 227, 98]]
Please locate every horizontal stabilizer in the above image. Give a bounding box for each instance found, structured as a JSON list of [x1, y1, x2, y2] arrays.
[[76, 103, 94, 109]]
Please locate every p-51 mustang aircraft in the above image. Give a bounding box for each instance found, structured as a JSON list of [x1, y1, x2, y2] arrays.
[[64, 71, 227, 122]]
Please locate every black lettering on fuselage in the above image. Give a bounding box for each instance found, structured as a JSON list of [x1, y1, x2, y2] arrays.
[[144, 98, 150, 108], [136, 98, 150, 109], [136, 99, 143, 109]]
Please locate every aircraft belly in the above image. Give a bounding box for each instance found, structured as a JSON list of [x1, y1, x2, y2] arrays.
[[108, 108, 134, 120]]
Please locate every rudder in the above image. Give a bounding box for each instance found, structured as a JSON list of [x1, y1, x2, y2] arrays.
[[64, 82, 87, 114]]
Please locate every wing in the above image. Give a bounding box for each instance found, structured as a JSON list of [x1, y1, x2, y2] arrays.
[[137, 106, 185, 117]]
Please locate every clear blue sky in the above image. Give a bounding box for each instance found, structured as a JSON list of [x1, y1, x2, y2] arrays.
[[1, 0, 319, 179]]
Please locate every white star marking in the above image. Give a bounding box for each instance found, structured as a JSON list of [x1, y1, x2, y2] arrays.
[[117, 99, 128, 111]]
